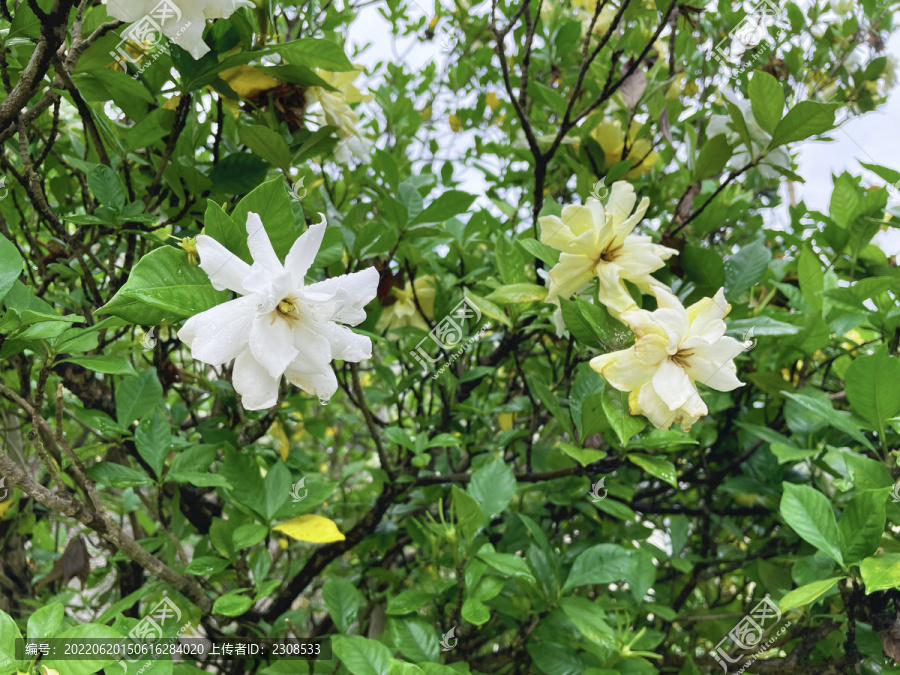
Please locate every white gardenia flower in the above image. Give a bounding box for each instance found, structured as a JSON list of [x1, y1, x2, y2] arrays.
[[178, 212, 379, 410], [707, 91, 790, 180], [538, 181, 678, 315], [106, 0, 254, 60], [591, 286, 748, 432]]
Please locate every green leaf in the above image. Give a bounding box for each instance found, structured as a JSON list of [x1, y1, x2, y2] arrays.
[[839, 489, 889, 564], [782, 391, 874, 451], [323, 578, 363, 633], [517, 237, 560, 266], [86, 462, 154, 489], [461, 597, 491, 625], [797, 247, 825, 312], [602, 388, 646, 446], [692, 134, 732, 182], [27, 602, 64, 640], [780, 483, 844, 567], [627, 453, 677, 487], [207, 152, 269, 193], [385, 590, 434, 616], [0, 234, 24, 303], [333, 635, 393, 675], [239, 125, 293, 173], [204, 200, 251, 264], [563, 544, 633, 590], [860, 554, 900, 593], [844, 347, 900, 440], [528, 376, 574, 438], [829, 173, 860, 229], [770, 101, 836, 147], [748, 71, 784, 135], [485, 283, 548, 304], [96, 247, 228, 325], [452, 485, 483, 543], [476, 548, 536, 583], [411, 191, 477, 225], [467, 459, 516, 525], [134, 409, 171, 477], [387, 617, 440, 662], [724, 238, 771, 299], [231, 178, 300, 259], [682, 244, 725, 291], [213, 590, 253, 616], [778, 577, 844, 611], [560, 597, 616, 647], [87, 164, 125, 210], [0, 609, 21, 674], [116, 368, 163, 427], [186, 557, 230, 575], [278, 38, 355, 71], [59, 355, 137, 377]]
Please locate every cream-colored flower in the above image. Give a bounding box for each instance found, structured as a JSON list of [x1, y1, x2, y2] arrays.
[[106, 0, 254, 60], [539, 181, 677, 314], [376, 277, 436, 333], [305, 68, 373, 164], [591, 286, 747, 432]]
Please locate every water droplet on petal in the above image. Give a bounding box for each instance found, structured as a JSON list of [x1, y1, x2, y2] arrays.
[[319, 397, 330, 406]]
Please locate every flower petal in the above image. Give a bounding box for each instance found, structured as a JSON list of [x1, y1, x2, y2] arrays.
[[285, 215, 327, 286], [249, 315, 300, 379], [317, 322, 372, 362], [546, 254, 595, 302], [590, 347, 656, 391], [651, 358, 696, 410], [303, 267, 379, 325], [684, 337, 746, 391], [177, 296, 256, 366], [233, 349, 280, 410], [245, 212, 283, 275], [196, 235, 251, 294]]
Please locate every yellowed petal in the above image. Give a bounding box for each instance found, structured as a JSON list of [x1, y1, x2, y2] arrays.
[[273, 515, 346, 543], [0, 501, 12, 519]]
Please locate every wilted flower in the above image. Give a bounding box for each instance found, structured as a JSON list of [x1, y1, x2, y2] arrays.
[[305, 69, 373, 164], [590, 120, 660, 178], [106, 0, 254, 60], [178, 212, 378, 409], [591, 286, 747, 431], [707, 91, 790, 180], [539, 181, 677, 314], [376, 277, 436, 334]]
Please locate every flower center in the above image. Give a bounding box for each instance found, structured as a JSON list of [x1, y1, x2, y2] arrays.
[[596, 244, 621, 265], [671, 349, 694, 368], [274, 297, 299, 323]]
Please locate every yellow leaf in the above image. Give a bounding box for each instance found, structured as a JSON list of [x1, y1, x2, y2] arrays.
[[277, 538, 289, 550], [485, 92, 500, 111], [163, 96, 181, 111], [0, 501, 12, 519], [421, 105, 432, 121], [498, 412, 514, 431], [449, 114, 462, 132], [273, 515, 346, 543], [271, 419, 290, 462], [219, 65, 280, 99]]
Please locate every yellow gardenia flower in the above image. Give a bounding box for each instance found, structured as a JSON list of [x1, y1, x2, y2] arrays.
[[305, 68, 373, 164], [376, 277, 436, 333], [539, 181, 677, 314], [590, 120, 660, 178], [591, 286, 748, 432]]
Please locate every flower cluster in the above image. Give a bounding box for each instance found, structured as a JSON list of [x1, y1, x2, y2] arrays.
[[540, 181, 748, 431], [178, 213, 378, 410]]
